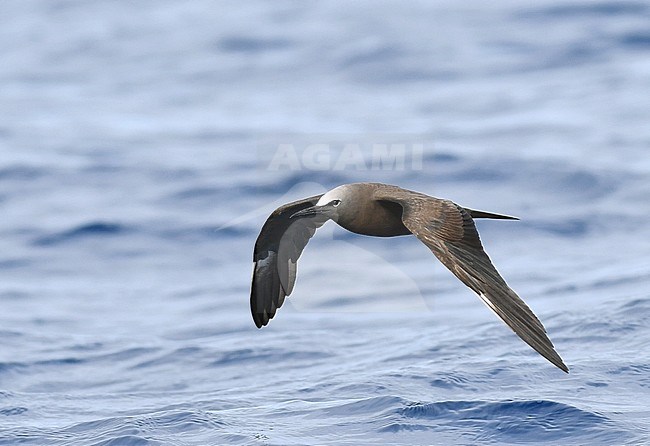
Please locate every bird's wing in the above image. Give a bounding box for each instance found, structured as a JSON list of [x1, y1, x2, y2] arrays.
[[251, 194, 327, 328], [375, 189, 568, 372]]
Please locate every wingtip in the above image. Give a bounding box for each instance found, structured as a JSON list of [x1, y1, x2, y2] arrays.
[[251, 312, 267, 329], [545, 349, 569, 373]]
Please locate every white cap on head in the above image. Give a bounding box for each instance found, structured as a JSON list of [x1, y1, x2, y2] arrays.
[[316, 184, 351, 206]]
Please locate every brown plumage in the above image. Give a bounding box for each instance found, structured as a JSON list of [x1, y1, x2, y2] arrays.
[[250, 182, 568, 372]]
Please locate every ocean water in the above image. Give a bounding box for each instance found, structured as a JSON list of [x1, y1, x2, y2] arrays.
[[1, 0, 650, 444]]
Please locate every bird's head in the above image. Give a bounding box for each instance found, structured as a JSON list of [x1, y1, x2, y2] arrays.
[[290, 185, 351, 221]]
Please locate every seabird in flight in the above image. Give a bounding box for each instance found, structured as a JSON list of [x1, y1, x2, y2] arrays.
[[250, 182, 568, 372]]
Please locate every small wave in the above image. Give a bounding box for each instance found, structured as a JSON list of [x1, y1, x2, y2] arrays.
[[338, 44, 401, 69], [423, 152, 461, 164], [322, 396, 405, 417], [167, 185, 226, 202], [35, 357, 85, 367], [0, 362, 26, 374], [386, 399, 623, 442], [433, 156, 621, 202], [0, 258, 31, 269], [521, 218, 591, 237], [126, 410, 225, 435], [607, 363, 650, 377], [217, 36, 294, 54], [617, 297, 650, 323], [428, 372, 474, 390], [0, 407, 28, 416], [164, 224, 252, 243], [210, 348, 331, 366], [517, 2, 648, 20], [619, 31, 650, 49], [0, 408, 229, 446], [90, 435, 158, 446], [93, 347, 161, 363], [131, 347, 203, 370], [96, 409, 223, 443], [0, 165, 44, 181], [33, 222, 132, 246]]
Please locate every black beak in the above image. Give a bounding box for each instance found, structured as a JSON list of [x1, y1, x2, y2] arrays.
[[291, 205, 327, 219]]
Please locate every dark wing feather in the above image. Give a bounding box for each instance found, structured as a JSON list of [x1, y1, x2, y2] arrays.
[[251, 194, 327, 328], [375, 188, 567, 372]]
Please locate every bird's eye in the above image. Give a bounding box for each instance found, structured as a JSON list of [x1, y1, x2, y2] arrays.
[[331, 199, 341, 207]]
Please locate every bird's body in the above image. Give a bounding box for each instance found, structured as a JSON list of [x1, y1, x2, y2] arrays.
[[250, 182, 568, 372], [329, 183, 411, 236]]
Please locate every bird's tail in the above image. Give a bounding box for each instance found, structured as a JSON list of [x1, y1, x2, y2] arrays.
[[465, 208, 519, 220]]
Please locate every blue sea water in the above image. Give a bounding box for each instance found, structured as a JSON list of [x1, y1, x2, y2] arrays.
[[1, 0, 650, 444]]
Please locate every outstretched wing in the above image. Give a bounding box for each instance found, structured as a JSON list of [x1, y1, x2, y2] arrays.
[[251, 194, 328, 328], [377, 189, 568, 372]]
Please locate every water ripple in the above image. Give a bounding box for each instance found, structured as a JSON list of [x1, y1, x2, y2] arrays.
[[387, 399, 625, 443], [33, 222, 132, 246]]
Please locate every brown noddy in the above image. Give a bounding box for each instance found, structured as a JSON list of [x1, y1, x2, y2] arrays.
[[250, 182, 568, 372]]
